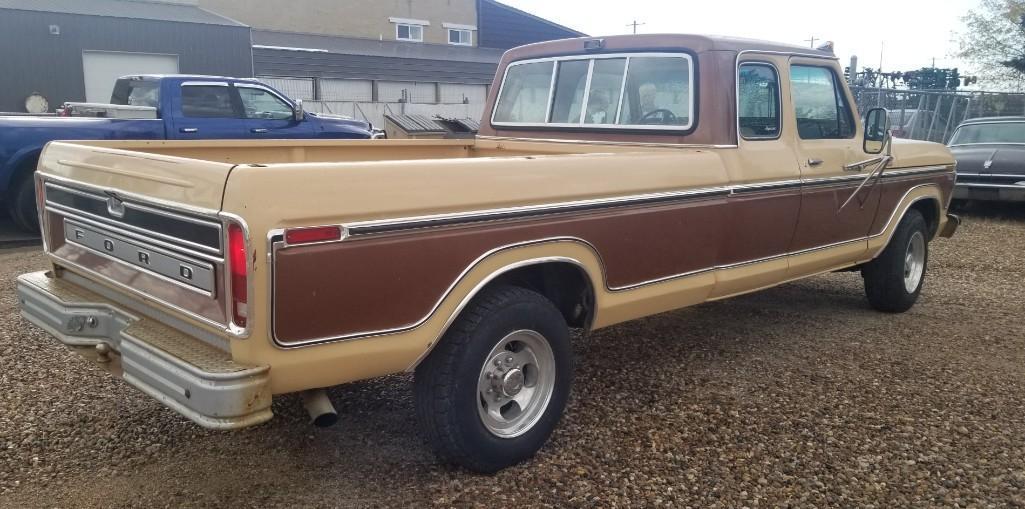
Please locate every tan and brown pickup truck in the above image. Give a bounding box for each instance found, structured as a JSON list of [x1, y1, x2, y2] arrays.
[[17, 34, 958, 472]]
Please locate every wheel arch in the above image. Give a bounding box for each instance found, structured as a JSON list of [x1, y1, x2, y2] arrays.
[[909, 196, 941, 239], [868, 184, 944, 260], [406, 239, 605, 371]]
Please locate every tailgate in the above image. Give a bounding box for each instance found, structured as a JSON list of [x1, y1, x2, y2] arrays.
[[35, 141, 237, 332], [38, 141, 232, 210]]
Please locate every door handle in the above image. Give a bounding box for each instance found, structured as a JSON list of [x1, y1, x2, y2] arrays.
[[807, 158, 824, 167], [250, 128, 269, 134], [179, 128, 198, 134]]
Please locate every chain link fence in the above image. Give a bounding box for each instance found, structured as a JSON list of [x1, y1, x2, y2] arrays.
[[851, 87, 1025, 144]]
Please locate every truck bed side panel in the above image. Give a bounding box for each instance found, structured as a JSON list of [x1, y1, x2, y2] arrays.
[[273, 196, 724, 343]]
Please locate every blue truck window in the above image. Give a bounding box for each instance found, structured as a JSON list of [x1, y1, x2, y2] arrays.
[[182, 85, 239, 118], [238, 87, 293, 120]]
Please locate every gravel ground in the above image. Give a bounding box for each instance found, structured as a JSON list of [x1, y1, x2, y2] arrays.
[[2, 206, 1024, 508]]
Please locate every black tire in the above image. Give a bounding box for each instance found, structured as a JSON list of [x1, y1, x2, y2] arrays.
[[7, 170, 40, 233], [862, 209, 928, 313], [414, 285, 572, 473]]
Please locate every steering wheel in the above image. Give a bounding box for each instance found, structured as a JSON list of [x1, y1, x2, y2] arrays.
[[639, 109, 678, 125]]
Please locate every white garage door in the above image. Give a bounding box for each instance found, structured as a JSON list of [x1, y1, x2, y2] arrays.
[[82, 51, 179, 103]]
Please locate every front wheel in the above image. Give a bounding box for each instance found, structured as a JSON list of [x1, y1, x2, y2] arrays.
[[414, 285, 572, 473], [862, 209, 928, 312]]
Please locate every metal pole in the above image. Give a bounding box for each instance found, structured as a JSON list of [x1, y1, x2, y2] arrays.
[[941, 96, 958, 143], [908, 93, 927, 139], [925, 94, 943, 142]]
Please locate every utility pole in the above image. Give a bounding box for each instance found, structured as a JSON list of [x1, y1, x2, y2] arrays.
[[627, 20, 645, 34], [804, 36, 818, 48]]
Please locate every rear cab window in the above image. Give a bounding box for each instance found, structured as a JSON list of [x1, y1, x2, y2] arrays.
[[110, 79, 160, 108], [493, 52, 695, 131]]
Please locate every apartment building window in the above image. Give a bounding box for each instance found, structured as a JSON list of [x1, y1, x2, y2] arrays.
[[390, 17, 428, 42], [396, 24, 423, 42], [448, 29, 471, 45], [443, 23, 476, 46]]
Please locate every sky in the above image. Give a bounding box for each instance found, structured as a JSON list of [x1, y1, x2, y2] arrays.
[[500, 0, 981, 75]]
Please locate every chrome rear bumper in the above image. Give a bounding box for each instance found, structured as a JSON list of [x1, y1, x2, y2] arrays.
[[16, 271, 272, 430]]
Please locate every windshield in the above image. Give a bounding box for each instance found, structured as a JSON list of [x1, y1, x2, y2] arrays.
[[110, 79, 160, 108], [949, 122, 1025, 145], [493, 53, 694, 130]]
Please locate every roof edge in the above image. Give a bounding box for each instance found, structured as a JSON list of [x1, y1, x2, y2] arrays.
[[479, 0, 587, 37]]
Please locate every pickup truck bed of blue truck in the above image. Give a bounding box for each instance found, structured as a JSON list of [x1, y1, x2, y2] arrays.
[[0, 75, 375, 231]]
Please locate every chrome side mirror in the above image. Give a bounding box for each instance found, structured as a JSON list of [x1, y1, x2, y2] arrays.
[[294, 99, 305, 121], [864, 107, 890, 154]]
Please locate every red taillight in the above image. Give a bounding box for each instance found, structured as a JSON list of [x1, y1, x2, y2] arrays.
[[285, 225, 342, 245], [227, 223, 248, 329]]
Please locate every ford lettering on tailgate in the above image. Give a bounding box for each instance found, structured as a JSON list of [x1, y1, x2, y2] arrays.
[[64, 219, 215, 295]]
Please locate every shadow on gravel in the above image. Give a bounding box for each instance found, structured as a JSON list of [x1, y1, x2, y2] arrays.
[[951, 200, 1025, 222]]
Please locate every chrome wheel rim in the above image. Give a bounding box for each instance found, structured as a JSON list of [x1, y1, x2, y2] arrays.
[[477, 330, 556, 438], [904, 231, 926, 293]]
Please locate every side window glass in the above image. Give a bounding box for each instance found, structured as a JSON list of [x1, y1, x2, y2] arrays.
[[584, 58, 626, 125], [238, 87, 293, 120], [738, 63, 780, 139], [493, 61, 554, 124], [549, 60, 590, 124], [181, 85, 238, 118], [618, 56, 691, 126], [791, 65, 854, 139]]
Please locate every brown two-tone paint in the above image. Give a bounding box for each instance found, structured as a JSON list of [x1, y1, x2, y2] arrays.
[[273, 194, 729, 343], [272, 168, 951, 345]]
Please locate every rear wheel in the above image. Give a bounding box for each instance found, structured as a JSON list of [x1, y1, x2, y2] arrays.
[[7, 171, 40, 233], [414, 285, 572, 473], [862, 209, 928, 312]]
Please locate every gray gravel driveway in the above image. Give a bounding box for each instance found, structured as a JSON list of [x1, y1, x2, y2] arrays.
[[2, 207, 1024, 508]]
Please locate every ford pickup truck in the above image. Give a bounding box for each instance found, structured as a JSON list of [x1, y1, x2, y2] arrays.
[[0, 75, 375, 232], [17, 35, 959, 473]]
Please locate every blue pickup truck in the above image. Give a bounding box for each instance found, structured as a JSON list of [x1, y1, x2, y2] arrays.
[[0, 75, 376, 231]]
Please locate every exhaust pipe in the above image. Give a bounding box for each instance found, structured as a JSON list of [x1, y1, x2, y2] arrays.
[[301, 389, 338, 427]]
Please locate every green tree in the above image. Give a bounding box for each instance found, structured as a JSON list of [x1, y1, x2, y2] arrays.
[[957, 0, 1025, 90]]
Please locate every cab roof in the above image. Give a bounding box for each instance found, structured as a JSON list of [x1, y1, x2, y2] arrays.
[[119, 75, 260, 82], [503, 33, 836, 61]]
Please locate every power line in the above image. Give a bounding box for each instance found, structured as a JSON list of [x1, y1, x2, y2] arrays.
[[627, 20, 646, 34]]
